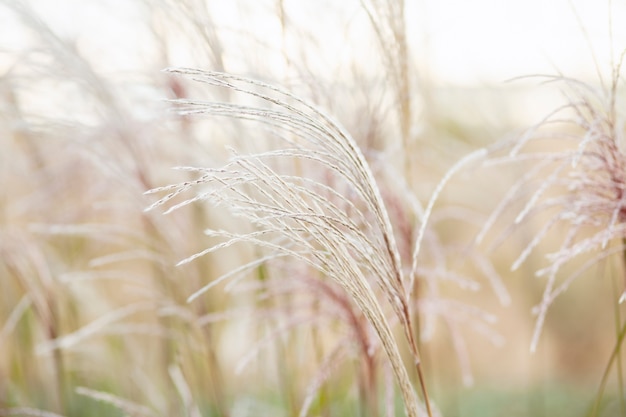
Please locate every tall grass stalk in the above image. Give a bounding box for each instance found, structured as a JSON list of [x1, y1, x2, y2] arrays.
[[477, 51, 626, 353], [612, 250, 626, 416]]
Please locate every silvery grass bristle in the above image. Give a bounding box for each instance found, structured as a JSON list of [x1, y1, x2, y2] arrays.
[[477, 52, 626, 352], [146, 68, 435, 417]]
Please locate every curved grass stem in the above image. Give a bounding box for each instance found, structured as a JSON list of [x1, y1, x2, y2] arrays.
[[589, 243, 626, 417], [589, 319, 626, 417]]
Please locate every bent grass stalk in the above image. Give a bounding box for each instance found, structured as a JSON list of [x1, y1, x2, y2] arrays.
[[147, 68, 433, 417]]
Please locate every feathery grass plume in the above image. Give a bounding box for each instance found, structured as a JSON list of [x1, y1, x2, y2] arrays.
[[476, 53, 626, 353], [221, 264, 387, 416], [192, 239, 415, 414], [0, 1, 233, 413], [147, 68, 434, 417], [360, 0, 413, 171], [411, 217, 507, 387], [0, 231, 70, 412]]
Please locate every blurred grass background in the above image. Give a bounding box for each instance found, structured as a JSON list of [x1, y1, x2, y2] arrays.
[[1, 0, 626, 416]]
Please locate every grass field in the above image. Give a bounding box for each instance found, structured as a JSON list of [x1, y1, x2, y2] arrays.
[[2, 1, 626, 416]]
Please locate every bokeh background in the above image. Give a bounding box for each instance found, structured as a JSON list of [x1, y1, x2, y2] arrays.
[[2, 0, 626, 416]]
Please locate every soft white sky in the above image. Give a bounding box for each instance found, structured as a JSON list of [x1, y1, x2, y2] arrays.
[[1, 0, 624, 86], [411, 0, 626, 84]]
